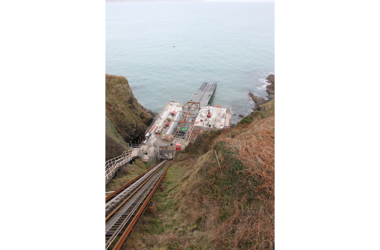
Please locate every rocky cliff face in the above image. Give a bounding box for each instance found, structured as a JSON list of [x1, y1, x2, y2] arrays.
[[106, 74, 155, 160], [266, 74, 275, 100], [249, 74, 275, 111]]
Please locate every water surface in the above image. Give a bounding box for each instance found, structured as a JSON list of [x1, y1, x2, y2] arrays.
[[106, 2, 274, 123]]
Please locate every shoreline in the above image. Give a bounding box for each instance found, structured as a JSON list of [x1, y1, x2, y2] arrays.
[[249, 74, 275, 111]]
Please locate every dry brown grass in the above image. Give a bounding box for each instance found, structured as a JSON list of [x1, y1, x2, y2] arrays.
[[176, 116, 275, 249], [127, 113, 275, 250], [215, 117, 274, 249]]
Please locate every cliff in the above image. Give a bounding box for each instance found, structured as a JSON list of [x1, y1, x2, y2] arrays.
[[106, 74, 155, 160], [249, 74, 275, 111]]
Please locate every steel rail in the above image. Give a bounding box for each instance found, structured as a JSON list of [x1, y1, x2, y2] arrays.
[[105, 161, 166, 215], [111, 161, 172, 250], [105, 161, 163, 203], [105, 172, 162, 249], [105, 162, 166, 223], [105, 166, 168, 250]]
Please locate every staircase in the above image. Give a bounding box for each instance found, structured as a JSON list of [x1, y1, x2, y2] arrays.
[[105, 148, 139, 185]]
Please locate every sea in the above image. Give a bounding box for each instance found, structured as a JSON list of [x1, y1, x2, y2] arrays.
[[106, 1, 274, 123]]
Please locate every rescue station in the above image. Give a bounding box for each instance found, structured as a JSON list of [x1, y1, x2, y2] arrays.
[[138, 82, 232, 163]]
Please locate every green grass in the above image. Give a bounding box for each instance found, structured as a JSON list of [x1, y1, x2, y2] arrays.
[[237, 98, 275, 127], [105, 159, 149, 192], [126, 158, 209, 249]]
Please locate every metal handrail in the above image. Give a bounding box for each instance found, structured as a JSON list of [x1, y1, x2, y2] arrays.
[[105, 150, 135, 182]]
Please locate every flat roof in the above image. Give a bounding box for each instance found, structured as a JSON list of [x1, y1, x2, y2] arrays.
[[194, 106, 231, 129]]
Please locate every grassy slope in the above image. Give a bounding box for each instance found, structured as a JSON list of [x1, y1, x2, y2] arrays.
[[106, 116, 130, 160], [127, 100, 275, 250], [106, 117, 129, 148], [106, 159, 150, 193], [106, 74, 155, 160], [106, 74, 153, 145]]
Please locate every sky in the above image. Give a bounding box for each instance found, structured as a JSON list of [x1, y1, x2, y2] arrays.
[[205, 0, 273, 2]]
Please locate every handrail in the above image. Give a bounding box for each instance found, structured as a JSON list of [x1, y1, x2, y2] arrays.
[[105, 150, 136, 183]]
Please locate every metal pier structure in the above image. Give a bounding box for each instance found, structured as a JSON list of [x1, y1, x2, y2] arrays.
[[105, 82, 230, 185], [188, 82, 217, 107]]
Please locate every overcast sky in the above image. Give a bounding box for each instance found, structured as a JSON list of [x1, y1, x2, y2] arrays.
[[204, 0, 273, 2]]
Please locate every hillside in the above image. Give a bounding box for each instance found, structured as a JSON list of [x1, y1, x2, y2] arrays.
[[106, 74, 156, 160], [127, 99, 275, 250]]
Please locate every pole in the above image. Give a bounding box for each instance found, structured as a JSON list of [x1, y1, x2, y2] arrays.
[[214, 150, 220, 166]]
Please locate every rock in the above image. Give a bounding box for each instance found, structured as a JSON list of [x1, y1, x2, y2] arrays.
[[267, 74, 275, 85], [187, 224, 198, 232], [266, 74, 275, 100], [248, 93, 269, 109], [239, 114, 244, 118], [248, 74, 274, 110]]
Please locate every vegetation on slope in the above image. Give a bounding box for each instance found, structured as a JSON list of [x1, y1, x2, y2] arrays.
[[106, 116, 129, 160], [106, 159, 150, 193], [127, 99, 275, 250], [106, 74, 155, 160]]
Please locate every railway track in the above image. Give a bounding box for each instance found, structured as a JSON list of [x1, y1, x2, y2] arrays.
[[105, 160, 171, 250]]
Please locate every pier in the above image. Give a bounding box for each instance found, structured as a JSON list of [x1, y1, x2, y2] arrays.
[[106, 82, 232, 183], [105, 82, 232, 249]]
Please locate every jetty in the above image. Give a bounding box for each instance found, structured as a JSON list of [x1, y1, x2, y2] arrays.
[[105, 82, 232, 249], [105, 82, 232, 183]]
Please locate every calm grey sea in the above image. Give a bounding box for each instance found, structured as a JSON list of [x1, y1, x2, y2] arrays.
[[106, 2, 274, 123]]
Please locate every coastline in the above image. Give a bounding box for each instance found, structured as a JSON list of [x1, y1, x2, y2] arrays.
[[249, 74, 275, 111]]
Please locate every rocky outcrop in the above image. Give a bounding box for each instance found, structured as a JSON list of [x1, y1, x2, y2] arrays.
[[106, 74, 155, 160], [266, 74, 275, 100], [249, 74, 275, 111], [248, 93, 269, 107]]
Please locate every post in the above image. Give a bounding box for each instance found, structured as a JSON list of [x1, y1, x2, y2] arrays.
[[214, 150, 220, 166]]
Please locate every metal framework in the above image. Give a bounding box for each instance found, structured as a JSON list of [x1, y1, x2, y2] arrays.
[[182, 101, 200, 112]]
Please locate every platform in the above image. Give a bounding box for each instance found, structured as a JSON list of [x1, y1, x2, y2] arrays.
[[141, 82, 229, 162], [188, 82, 217, 107]]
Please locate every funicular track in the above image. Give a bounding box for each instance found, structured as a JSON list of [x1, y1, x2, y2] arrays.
[[105, 160, 172, 250]]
